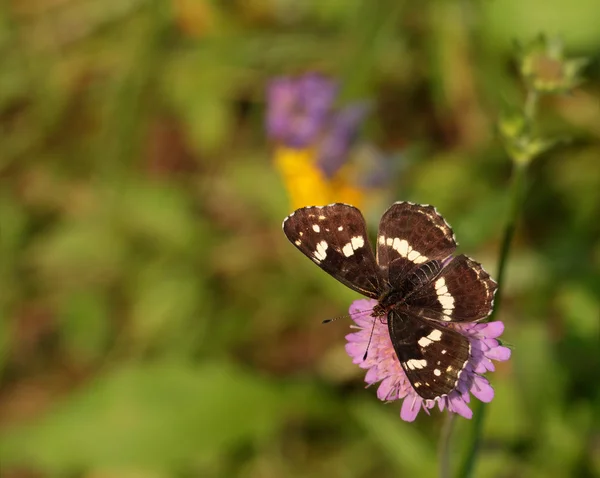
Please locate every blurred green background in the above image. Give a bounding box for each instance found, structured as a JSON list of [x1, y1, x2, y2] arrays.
[[1, 1, 599, 477]]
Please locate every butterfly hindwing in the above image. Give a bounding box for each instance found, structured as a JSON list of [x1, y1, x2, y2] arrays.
[[405, 254, 497, 323], [388, 310, 471, 400], [282, 204, 382, 298]]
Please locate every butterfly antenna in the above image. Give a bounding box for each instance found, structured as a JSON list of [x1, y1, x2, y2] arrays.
[[322, 308, 373, 324], [362, 317, 378, 361], [322, 315, 345, 324]]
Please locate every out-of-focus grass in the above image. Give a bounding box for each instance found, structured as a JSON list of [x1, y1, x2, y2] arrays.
[[0, 1, 599, 477]]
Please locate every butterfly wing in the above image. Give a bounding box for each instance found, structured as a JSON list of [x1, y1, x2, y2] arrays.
[[388, 309, 471, 400], [405, 254, 497, 323], [283, 204, 383, 299], [376, 202, 457, 285]]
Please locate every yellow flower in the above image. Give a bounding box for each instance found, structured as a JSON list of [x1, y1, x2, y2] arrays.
[[274, 147, 365, 210]]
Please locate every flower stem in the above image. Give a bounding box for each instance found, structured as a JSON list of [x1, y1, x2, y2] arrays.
[[490, 161, 528, 315], [439, 412, 456, 478], [457, 92, 534, 477]]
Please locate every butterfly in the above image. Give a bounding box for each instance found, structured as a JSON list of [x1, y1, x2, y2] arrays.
[[283, 202, 497, 400]]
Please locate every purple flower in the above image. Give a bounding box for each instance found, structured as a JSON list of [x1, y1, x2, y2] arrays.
[[266, 74, 337, 148], [266, 74, 370, 178], [317, 103, 371, 178], [345, 299, 511, 422]]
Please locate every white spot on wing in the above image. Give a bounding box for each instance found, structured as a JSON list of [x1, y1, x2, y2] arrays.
[[435, 277, 455, 311], [314, 241, 328, 261], [434, 369, 441, 376], [418, 336, 433, 347], [417, 330, 442, 347], [351, 236, 364, 249], [427, 330, 443, 342], [386, 237, 428, 264], [312, 224, 320, 233], [393, 238, 410, 257], [405, 359, 427, 370], [338, 226, 344, 231], [342, 243, 354, 257], [407, 249, 420, 261], [294, 240, 301, 246], [378, 235, 385, 245]]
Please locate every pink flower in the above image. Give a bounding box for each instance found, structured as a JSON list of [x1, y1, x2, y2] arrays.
[[345, 299, 511, 422]]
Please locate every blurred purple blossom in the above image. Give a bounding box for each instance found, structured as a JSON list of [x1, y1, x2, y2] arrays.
[[345, 299, 511, 422], [266, 74, 337, 148], [266, 74, 369, 178], [317, 103, 371, 178]]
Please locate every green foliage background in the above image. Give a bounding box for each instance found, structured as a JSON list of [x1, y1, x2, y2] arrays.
[[0, 1, 599, 477]]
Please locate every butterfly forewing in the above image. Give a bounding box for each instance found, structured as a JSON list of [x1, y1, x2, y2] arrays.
[[283, 204, 382, 298], [376, 202, 457, 285], [388, 310, 471, 400]]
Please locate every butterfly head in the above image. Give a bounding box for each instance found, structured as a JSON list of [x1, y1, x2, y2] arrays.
[[372, 287, 405, 317]]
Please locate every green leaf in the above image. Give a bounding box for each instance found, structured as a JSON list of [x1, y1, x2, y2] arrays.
[[0, 362, 285, 472]]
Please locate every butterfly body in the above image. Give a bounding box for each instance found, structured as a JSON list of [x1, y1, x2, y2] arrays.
[[283, 202, 497, 400], [372, 289, 404, 316]]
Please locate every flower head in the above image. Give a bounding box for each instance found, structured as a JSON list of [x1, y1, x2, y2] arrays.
[[345, 299, 511, 422], [267, 73, 372, 176], [266, 74, 337, 148], [518, 35, 588, 94]]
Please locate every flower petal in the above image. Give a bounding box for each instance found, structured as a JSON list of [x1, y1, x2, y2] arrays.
[[448, 395, 473, 419], [364, 367, 380, 384], [377, 377, 397, 401], [470, 376, 495, 403], [478, 321, 505, 339], [349, 299, 376, 322], [487, 346, 511, 361], [400, 393, 423, 422]]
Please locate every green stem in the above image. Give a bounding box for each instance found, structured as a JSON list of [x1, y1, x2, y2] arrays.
[[457, 149, 530, 478], [456, 77, 540, 476], [491, 161, 528, 316], [439, 413, 456, 478], [457, 82, 538, 477]]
